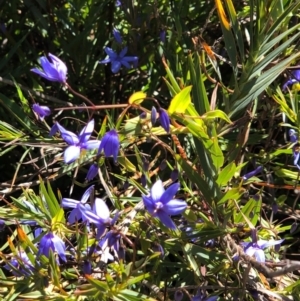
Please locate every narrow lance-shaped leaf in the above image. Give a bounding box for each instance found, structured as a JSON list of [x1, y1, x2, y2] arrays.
[[168, 86, 192, 115]]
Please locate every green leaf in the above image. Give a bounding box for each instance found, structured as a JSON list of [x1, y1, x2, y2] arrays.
[[234, 197, 262, 226], [216, 161, 237, 185], [168, 86, 192, 115], [187, 53, 210, 115], [203, 110, 232, 124], [218, 187, 244, 205]]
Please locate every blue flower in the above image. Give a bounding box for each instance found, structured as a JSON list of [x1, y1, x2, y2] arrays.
[[99, 230, 121, 260], [113, 28, 122, 44], [283, 70, 300, 91], [290, 129, 300, 170], [158, 108, 170, 133], [86, 164, 99, 181], [83, 260, 92, 274], [241, 238, 284, 263], [242, 166, 263, 180], [289, 129, 298, 143], [174, 290, 183, 301], [56, 119, 100, 163], [160, 30, 166, 43], [98, 129, 120, 163], [49, 123, 59, 136], [151, 106, 157, 125], [38, 232, 66, 263], [192, 290, 218, 301], [79, 198, 112, 239], [4, 251, 34, 277], [99, 47, 138, 73], [61, 185, 94, 224], [142, 180, 187, 229], [32, 104, 51, 120], [31, 53, 67, 83], [115, 0, 121, 6]]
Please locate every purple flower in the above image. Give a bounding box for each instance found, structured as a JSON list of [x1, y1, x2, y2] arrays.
[[38, 232, 66, 262], [141, 174, 147, 187], [160, 30, 166, 43], [158, 108, 170, 133], [61, 186, 94, 224], [293, 150, 300, 170], [83, 260, 92, 274], [142, 180, 187, 229], [98, 129, 119, 163], [289, 129, 298, 143], [99, 230, 121, 260], [242, 166, 263, 180], [31, 53, 67, 83], [174, 290, 183, 301], [291, 222, 298, 234], [171, 169, 179, 181], [115, 0, 121, 6], [283, 70, 300, 91], [151, 106, 157, 125], [79, 198, 112, 239], [56, 119, 100, 163], [0, 219, 5, 231], [192, 291, 218, 301], [4, 251, 34, 276], [32, 104, 51, 120], [99, 47, 138, 73], [241, 238, 284, 263], [86, 164, 99, 181], [113, 28, 122, 44], [49, 123, 59, 136]]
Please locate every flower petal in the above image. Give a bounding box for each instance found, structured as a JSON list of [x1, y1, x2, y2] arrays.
[[258, 239, 284, 249], [64, 145, 80, 163], [150, 180, 165, 202], [104, 47, 118, 59], [79, 119, 94, 144], [163, 199, 187, 215], [111, 61, 122, 73], [56, 123, 79, 145], [68, 208, 80, 224], [159, 108, 170, 133], [93, 198, 110, 220], [79, 204, 101, 224], [82, 140, 101, 150], [48, 53, 67, 83], [31, 68, 54, 81], [161, 182, 179, 204], [244, 246, 256, 257], [99, 57, 111, 64], [52, 235, 66, 262], [122, 56, 138, 63], [254, 249, 265, 263], [156, 211, 176, 229], [32, 104, 51, 120], [81, 185, 95, 203], [61, 198, 78, 209], [119, 47, 128, 57], [120, 59, 131, 69], [142, 195, 155, 214]]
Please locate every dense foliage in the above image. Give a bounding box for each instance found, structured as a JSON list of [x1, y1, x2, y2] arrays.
[[0, 0, 300, 300]]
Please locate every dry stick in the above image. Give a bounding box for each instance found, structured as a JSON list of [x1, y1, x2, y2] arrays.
[[65, 83, 95, 107], [54, 104, 129, 111]]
